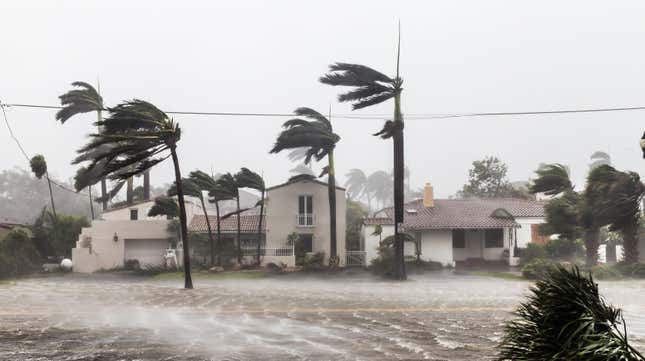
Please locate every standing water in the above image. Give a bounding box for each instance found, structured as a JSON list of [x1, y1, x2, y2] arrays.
[[0, 272, 643, 360]]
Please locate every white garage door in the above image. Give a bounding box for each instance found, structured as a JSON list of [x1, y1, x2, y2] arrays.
[[124, 239, 168, 267]]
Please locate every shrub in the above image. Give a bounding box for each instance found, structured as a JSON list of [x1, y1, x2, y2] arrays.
[[265, 262, 283, 273], [613, 262, 645, 279], [518, 243, 547, 265], [499, 265, 643, 360], [303, 252, 325, 271], [406, 259, 443, 272], [124, 259, 141, 270], [521, 259, 558, 279], [589, 264, 623, 280], [0, 228, 41, 279], [544, 238, 583, 260]]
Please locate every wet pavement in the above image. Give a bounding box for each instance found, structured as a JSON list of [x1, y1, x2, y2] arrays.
[[0, 271, 643, 360]]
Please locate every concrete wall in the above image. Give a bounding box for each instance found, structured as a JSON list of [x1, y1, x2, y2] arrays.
[[265, 180, 346, 266], [72, 219, 171, 272], [101, 198, 199, 222], [418, 230, 453, 266], [514, 217, 546, 248]]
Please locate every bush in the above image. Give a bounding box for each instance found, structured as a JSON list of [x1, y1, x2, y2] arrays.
[[521, 259, 558, 279], [265, 262, 284, 273], [518, 243, 547, 265], [0, 228, 41, 279], [124, 259, 141, 270], [613, 262, 645, 279], [369, 245, 395, 277], [589, 264, 623, 280], [544, 238, 583, 260], [406, 259, 443, 272], [303, 252, 325, 271]]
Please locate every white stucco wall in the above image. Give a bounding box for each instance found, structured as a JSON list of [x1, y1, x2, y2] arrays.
[[514, 217, 546, 248], [418, 230, 453, 266], [101, 198, 199, 222], [265, 180, 346, 266], [363, 224, 394, 265]]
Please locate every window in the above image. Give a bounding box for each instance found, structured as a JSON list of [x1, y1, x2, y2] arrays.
[[452, 229, 465, 248], [298, 195, 313, 226], [130, 209, 138, 221], [300, 234, 313, 253], [484, 229, 504, 248]]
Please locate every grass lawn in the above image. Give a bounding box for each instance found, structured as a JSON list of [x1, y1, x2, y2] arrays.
[[470, 271, 525, 281]]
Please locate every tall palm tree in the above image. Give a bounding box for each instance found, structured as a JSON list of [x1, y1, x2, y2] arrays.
[[270, 107, 341, 265], [72, 99, 194, 289], [345, 168, 371, 211], [168, 177, 217, 265], [320, 28, 406, 279], [148, 197, 179, 219], [236, 168, 266, 265], [369, 170, 393, 209], [189, 170, 226, 265], [56, 81, 108, 211], [29, 154, 57, 219], [214, 173, 242, 263], [207, 182, 236, 266]]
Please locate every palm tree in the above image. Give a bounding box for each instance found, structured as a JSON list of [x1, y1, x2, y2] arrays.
[[320, 28, 406, 279], [589, 151, 611, 170], [236, 168, 266, 265], [214, 173, 242, 263], [498, 265, 643, 360], [72, 99, 194, 289], [207, 181, 236, 266], [29, 154, 57, 219], [57, 81, 108, 211], [345, 168, 371, 211], [270, 107, 341, 265], [530, 163, 573, 196], [148, 197, 179, 219], [368, 170, 393, 209]]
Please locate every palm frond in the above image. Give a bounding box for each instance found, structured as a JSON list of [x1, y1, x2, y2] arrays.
[[320, 63, 393, 86], [56, 81, 104, 124], [167, 178, 202, 199], [29, 155, 47, 179], [353, 92, 396, 110], [530, 163, 573, 196], [235, 167, 265, 191], [148, 197, 178, 218]]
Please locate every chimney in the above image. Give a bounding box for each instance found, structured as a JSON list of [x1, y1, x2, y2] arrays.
[[423, 182, 434, 208]]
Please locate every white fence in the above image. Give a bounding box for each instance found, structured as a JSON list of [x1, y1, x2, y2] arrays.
[[241, 247, 294, 257], [346, 251, 367, 267]]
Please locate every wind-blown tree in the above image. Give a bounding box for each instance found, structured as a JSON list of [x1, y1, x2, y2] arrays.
[[498, 265, 644, 360], [214, 173, 242, 263], [148, 197, 179, 219], [270, 107, 341, 265], [320, 31, 406, 279], [72, 99, 194, 289], [368, 170, 393, 209], [30, 154, 57, 219], [236, 168, 266, 265], [206, 181, 236, 266], [56, 81, 109, 211], [345, 168, 372, 211], [168, 177, 217, 265], [189, 170, 224, 265]]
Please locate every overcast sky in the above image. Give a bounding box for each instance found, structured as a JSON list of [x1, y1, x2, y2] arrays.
[[1, 1, 643, 198]]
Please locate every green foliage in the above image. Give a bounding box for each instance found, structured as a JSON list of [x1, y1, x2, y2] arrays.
[[56, 81, 104, 124], [544, 238, 584, 260], [589, 264, 623, 280], [32, 210, 89, 258], [521, 258, 558, 279], [0, 228, 41, 278], [518, 243, 547, 265], [406, 259, 443, 272], [148, 198, 178, 219], [459, 156, 531, 199], [29, 155, 48, 179], [541, 191, 582, 239], [369, 243, 395, 278], [613, 262, 645, 279], [346, 198, 367, 251], [499, 265, 644, 360], [303, 252, 325, 271], [529, 163, 573, 196]]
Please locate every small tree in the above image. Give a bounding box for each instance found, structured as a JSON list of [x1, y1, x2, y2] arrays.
[[459, 156, 527, 199], [30, 155, 57, 219]]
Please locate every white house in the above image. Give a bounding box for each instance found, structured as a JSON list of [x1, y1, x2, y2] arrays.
[[361, 183, 546, 267], [72, 175, 346, 272]]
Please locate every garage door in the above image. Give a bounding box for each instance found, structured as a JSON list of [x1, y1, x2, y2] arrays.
[[124, 239, 168, 267]]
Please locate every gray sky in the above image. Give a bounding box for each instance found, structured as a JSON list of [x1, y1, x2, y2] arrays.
[[1, 0, 643, 198]]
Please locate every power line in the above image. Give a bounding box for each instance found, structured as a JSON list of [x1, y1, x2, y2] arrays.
[[0, 102, 88, 197]]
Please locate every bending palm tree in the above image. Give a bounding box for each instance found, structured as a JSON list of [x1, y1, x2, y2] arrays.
[[320, 29, 405, 279], [236, 168, 266, 265], [207, 182, 236, 266], [345, 168, 371, 211], [57, 81, 109, 211], [72, 99, 194, 289], [30, 154, 57, 219], [215, 173, 242, 264], [270, 107, 341, 266], [189, 170, 226, 265]]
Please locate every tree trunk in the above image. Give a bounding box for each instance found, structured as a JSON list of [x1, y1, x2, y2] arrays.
[[256, 189, 265, 265], [126, 177, 134, 205], [101, 179, 108, 210], [45, 171, 57, 219], [215, 201, 222, 266], [236, 196, 242, 264], [88, 186, 95, 220], [170, 147, 193, 289], [143, 170, 151, 200], [622, 221, 639, 264], [392, 93, 406, 280], [199, 196, 215, 266], [328, 150, 338, 266], [584, 227, 600, 267]]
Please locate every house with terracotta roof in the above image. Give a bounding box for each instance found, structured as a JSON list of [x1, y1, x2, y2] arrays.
[[362, 183, 546, 267]]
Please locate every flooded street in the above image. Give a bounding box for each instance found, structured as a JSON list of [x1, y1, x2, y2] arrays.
[[1, 272, 644, 360]]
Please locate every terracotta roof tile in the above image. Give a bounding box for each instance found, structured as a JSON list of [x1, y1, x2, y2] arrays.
[[364, 198, 545, 230], [189, 214, 265, 233]]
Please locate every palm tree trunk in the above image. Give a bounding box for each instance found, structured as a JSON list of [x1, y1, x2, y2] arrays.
[[215, 201, 222, 266], [622, 221, 639, 264], [143, 170, 151, 200], [126, 177, 134, 204], [328, 150, 338, 266], [45, 171, 57, 219], [236, 196, 242, 264], [199, 196, 215, 266], [88, 186, 95, 220], [170, 146, 193, 289], [393, 93, 406, 280], [584, 227, 600, 267], [101, 179, 108, 210], [256, 189, 265, 265]]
